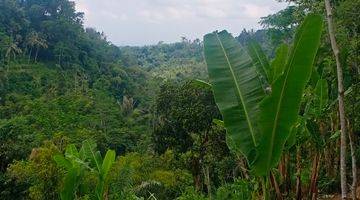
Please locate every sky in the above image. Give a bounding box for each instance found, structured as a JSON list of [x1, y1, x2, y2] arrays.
[[73, 0, 289, 46]]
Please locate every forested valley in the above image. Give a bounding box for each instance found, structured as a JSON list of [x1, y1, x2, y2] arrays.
[[0, 0, 359, 199]]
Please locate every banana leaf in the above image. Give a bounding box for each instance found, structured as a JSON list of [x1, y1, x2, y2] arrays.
[[204, 30, 265, 162], [253, 14, 323, 175], [270, 44, 288, 83], [247, 40, 270, 86]]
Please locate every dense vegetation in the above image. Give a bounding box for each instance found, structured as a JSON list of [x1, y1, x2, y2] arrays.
[[0, 0, 359, 199]]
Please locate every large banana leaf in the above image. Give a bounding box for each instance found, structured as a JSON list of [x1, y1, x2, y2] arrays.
[[60, 168, 78, 200], [270, 44, 288, 83], [53, 155, 72, 170], [81, 140, 102, 171], [96, 150, 116, 200], [65, 144, 79, 158], [247, 40, 270, 86], [253, 14, 323, 175], [204, 30, 265, 162], [101, 150, 115, 178]]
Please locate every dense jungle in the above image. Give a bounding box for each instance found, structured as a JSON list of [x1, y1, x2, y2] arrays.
[[0, 0, 359, 199]]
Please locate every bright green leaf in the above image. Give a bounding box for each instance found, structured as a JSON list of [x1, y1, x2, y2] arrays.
[[253, 14, 323, 175], [204, 30, 265, 163]]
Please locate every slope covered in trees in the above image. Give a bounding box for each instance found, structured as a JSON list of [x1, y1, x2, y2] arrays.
[[0, 0, 359, 199]]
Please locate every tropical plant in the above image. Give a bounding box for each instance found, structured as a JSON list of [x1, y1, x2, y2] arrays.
[[53, 140, 116, 200], [26, 31, 48, 62], [203, 14, 323, 197], [53, 143, 88, 200], [5, 39, 22, 65], [82, 140, 116, 200]]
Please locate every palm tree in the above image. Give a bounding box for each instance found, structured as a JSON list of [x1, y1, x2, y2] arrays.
[[26, 32, 48, 63], [5, 40, 22, 71]]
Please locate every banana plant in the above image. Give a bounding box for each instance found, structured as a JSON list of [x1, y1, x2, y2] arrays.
[[203, 14, 323, 181], [53, 144, 89, 200], [81, 140, 116, 200], [54, 140, 116, 200]]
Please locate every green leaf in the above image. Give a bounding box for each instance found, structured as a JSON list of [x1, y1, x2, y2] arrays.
[[253, 14, 323, 175], [65, 144, 79, 158], [285, 117, 299, 150], [53, 155, 72, 170], [247, 40, 270, 85], [204, 30, 265, 162], [309, 68, 320, 87], [101, 150, 115, 178], [60, 168, 78, 200], [314, 79, 329, 116], [330, 130, 340, 140], [193, 79, 212, 88], [81, 140, 102, 172], [285, 116, 307, 150], [270, 44, 288, 83], [95, 150, 115, 200], [212, 119, 224, 127]]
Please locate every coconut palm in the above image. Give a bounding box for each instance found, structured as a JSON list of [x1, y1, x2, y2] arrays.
[[26, 31, 48, 63], [5, 39, 22, 70]]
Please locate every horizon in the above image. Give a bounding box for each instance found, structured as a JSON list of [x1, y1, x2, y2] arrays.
[[74, 0, 289, 46]]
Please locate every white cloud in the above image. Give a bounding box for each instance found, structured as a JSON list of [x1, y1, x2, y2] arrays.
[[73, 0, 289, 45], [242, 4, 272, 18]]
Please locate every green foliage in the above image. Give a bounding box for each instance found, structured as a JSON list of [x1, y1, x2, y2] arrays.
[[6, 142, 61, 200], [253, 14, 323, 175], [108, 151, 193, 200], [204, 14, 323, 177], [260, 6, 303, 46], [54, 140, 116, 200], [246, 40, 271, 85], [54, 143, 88, 200], [1, 0, 359, 199], [120, 40, 207, 81], [314, 79, 329, 116], [176, 187, 208, 200], [215, 179, 254, 200], [204, 30, 265, 162], [270, 44, 288, 83], [153, 81, 222, 153]]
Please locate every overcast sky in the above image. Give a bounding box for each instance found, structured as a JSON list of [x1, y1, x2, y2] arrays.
[[73, 0, 289, 46]]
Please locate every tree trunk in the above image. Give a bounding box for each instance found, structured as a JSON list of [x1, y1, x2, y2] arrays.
[[7, 55, 10, 72], [203, 165, 212, 200], [35, 47, 39, 62], [295, 146, 302, 200], [325, 1, 348, 199], [313, 155, 321, 200], [284, 154, 291, 195], [270, 171, 282, 200], [348, 122, 357, 200], [309, 152, 320, 200], [28, 47, 32, 63], [278, 155, 289, 194]]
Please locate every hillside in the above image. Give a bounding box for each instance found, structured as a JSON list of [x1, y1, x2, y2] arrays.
[[0, 0, 359, 199]]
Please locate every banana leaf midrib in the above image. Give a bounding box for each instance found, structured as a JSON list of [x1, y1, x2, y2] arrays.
[[214, 32, 257, 146]]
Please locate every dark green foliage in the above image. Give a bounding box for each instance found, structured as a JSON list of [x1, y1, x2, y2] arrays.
[[153, 81, 222, 153], [0, 0, 359, 199]]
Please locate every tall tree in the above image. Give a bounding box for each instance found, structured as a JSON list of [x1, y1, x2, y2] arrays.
[[324, 0, 348, 199], [5, 39, 22, 66], [26, 31, 47, 62]]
